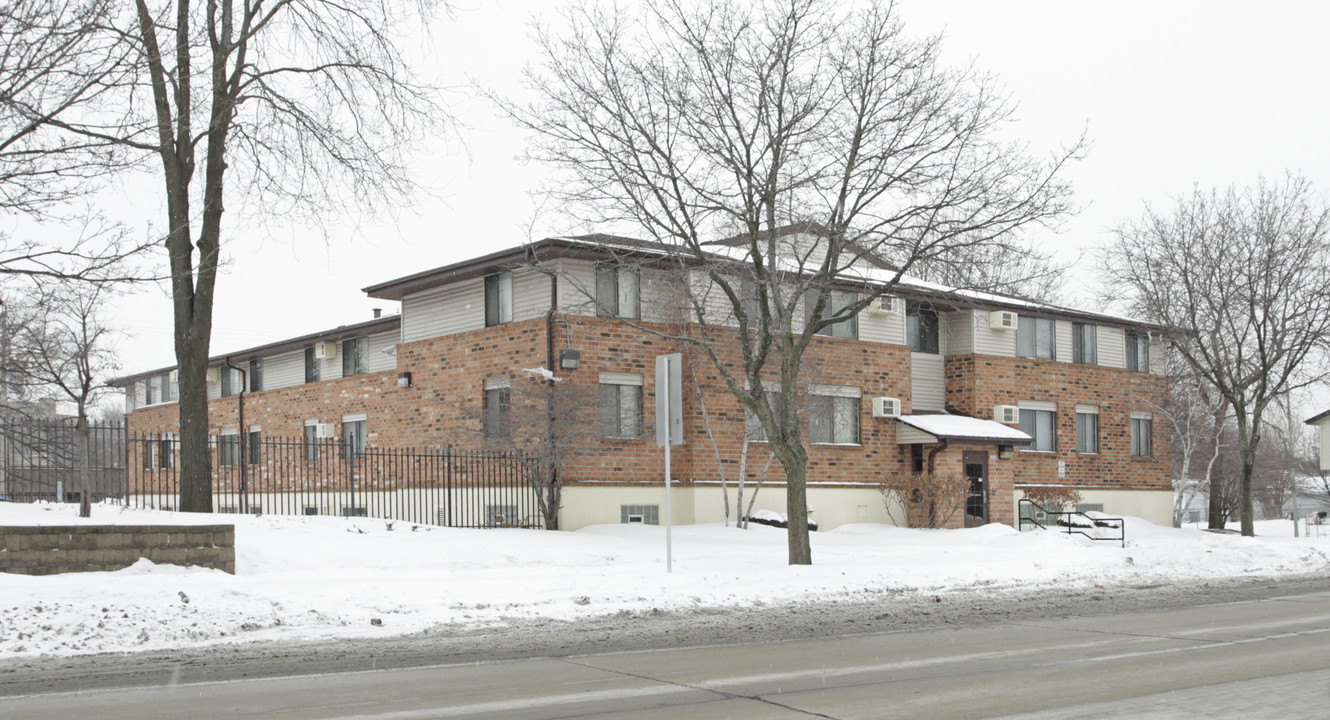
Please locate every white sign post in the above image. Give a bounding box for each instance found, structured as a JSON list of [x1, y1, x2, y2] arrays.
[[655, 353, 683, 573]]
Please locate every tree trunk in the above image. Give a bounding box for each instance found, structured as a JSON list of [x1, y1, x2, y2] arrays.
[[176, 357, 212, 513], [74, 411, 91, 518], [783, 457, 812, 564]]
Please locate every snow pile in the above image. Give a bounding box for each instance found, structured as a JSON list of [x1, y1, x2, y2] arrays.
[[1, 500, 1327, 658]]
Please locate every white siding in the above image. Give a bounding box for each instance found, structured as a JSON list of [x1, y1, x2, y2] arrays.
[[858, 304, 904, 345], [401, 278, 485, 343], [1149, 338, 1167, 374], [512, 266, 551, 323], [1054, 320, 1072, 363], [1319, 424, 1330, 472], [206, 372, 220, 400], [264, 350, 304, 390], [365, 331, 399, 373], [1098, 326, 1126, 369], [943, 311, 973, 356], [130, 381, 145, 411], [973, 311, 1017, 356], [896, 424, 937, 444], [640, 268, 681, 324], [557, 259, 597, 314], [910, 353, 946, 411]]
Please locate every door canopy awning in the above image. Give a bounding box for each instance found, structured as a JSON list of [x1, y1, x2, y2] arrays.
[[896, 414, 1033, 445]]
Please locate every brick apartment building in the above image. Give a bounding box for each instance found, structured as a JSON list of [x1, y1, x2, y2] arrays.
[[115, 230, 1172, 530]]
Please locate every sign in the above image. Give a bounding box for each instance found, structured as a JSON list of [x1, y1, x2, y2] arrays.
[[655, 354, 683, 446]]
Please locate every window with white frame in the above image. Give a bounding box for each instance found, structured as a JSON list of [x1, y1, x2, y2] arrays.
[[1131, 412, 1153, 456], [142, 437, 155, 469], [220, 366, 243, 397], [483, 377, 511, 441], [303, 420, 320, 462], [484, 271, 513, 327], [219, 429, 240, 467], [248, 428, 261, 465], [907, 302, 940, 354], [1126, 331, 1150, 372], [1075, 405, 1099, 454], [342, 337, 367, 376], [249, 358, 264, 392], [1019, 401, 1057, 452], [304, 347, 320, 383], [599, 372, 643, 438], [595, 264, 640, 319], [807, 288, 859, 339], [621, 504, 660, 525], [1017, 317, 1056, 360], [159, 372, 176, 403], [343, 414, 367, 459], [144, 378, 157, 405], [160, 433, 176, 469], [1072, 323, 1097, 364], [809, 385, 860, 444]]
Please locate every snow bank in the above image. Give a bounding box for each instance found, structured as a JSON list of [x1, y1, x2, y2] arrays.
[[1, 501, 1327, 658]]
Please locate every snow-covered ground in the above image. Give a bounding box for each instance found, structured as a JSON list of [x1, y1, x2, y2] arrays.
[[2, 500, 1328, 659]]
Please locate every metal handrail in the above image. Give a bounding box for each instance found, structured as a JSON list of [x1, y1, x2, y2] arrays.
[[1018, 498, 1125, 548]]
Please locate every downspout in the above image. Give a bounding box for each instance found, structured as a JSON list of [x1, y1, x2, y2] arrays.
[[925, 438, 949, 528], [545, 268, 560, 529], [224, 358, 247, 512]]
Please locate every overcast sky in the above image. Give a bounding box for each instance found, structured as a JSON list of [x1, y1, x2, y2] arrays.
[[104, 0, 1330, 380]]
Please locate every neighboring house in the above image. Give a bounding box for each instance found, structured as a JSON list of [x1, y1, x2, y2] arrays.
[[1306, 409, 1330, 472], [113, 231, 1173, 530]]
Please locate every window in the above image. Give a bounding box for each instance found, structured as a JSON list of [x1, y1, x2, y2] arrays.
[[219, 430, 240, 467], [144, 378, 156, 406], [343, 416, 367, 459], [248, 429, 262, 465], [1019, 408, 1056, 452], [807, 288, 859, 339], [160, 372, 176, 403], [484, 271, 513, 327], [249, 359, 264, 392], [744, 390, 782, 442], [1017, 317, 1056, 360], [483, 378, 511, 441], [220, 367, 242, 397], [160, 434, 176, 469], [1075, 406, 1099, 454], [1126, 331, 1150, 372], [142, 438, 155, 469], [907, 302, 939, 354], [303, 421, 320, 462], [621, 504, 660, 525], [486, 504, 520, 527], [1131, 413, 1153, 456], [595, 264, 640, 319], [1072, 323, 1097, 364], [1076, 503, 1105, 514], [809, 386, 860, 445], [600, 373, 643, 438], [342, 337, 367, 376], [911, 443, 924, 473], [304, 347, 320, 383]]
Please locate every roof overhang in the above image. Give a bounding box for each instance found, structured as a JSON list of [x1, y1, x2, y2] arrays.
[[895, 414, 1033, 445], [1306, 408, 1330, 425]]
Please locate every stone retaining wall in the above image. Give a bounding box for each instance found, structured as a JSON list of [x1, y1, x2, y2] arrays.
[[0, 525, 235, 575]]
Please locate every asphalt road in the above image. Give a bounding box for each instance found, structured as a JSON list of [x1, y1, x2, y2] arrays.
[[6, 581, 1330, 719]]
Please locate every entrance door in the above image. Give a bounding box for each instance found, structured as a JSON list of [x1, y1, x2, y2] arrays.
[[963, 450, 988, 528]]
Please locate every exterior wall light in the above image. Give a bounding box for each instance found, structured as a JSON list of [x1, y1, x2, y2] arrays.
[[559, 349, 581, 370], [397, 371, 412, 388], [998, 444, 1014, 459]]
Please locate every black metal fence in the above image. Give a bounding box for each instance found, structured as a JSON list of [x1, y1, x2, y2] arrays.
[[126, 435, 542, 528], [0, 419, 127, 504], [0, 419, 542, 529]]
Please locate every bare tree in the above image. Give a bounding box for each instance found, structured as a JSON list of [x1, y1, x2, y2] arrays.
[[25, 1, 450, 512], [505, 0, 1078, 563], [7, 281, 120, 516], [1106, 175, 1330, 536], [1156, 356, 1229, 527]]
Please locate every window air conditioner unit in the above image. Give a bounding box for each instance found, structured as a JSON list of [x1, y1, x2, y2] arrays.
[[989, 310, 1018, 330], [168, 369, 179, 383], [871, 396, 902, 418], [314, 422, 337, 439], [205, 367, 219, 383], [314, 341, 338, 360], [871, 296, 903, 315], [994, 405, 1019, 424]]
